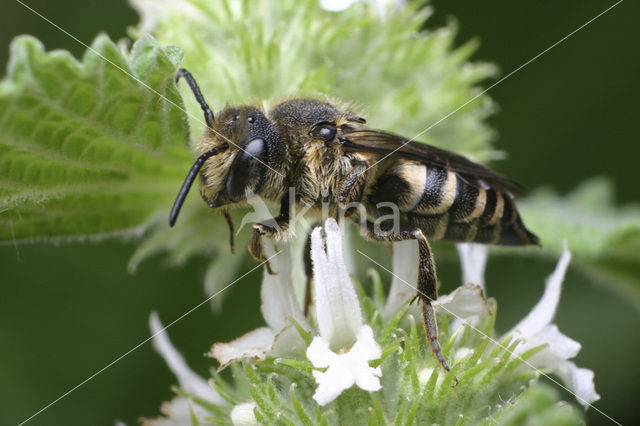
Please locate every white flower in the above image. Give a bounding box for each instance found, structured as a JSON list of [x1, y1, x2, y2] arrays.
[[320, 0, 406, 16], [307, 325, 382, 405], [306, 219, 383, 405], [433, 284, 491, 320], [319, 0, 358, 11], [145, 313, 226, 425], [383, 240, 490, 329], [454, 240, 600, 410], [383, 240, 418, 319], [310, 219, 363, 348], [507, 243, 600, 409], [230, 402, 258, 426], [456, 243, 489, 293], [210, 238, 310, 367]]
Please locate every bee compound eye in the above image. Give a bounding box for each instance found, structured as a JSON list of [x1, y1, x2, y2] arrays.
[[242, 138, 264, 160], [317, 125, 336, 142], [226, 138, 266, 201]]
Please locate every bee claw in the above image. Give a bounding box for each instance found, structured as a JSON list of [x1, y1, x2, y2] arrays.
[[266, 261, 276, 275]]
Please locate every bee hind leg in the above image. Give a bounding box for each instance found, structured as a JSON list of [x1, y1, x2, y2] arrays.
[[365, 222, 458, 384]]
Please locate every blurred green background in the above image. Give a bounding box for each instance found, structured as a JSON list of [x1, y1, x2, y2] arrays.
[[1, 0, 638, 425]]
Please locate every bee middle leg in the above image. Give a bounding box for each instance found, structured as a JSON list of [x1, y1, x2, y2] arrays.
[[365, 221, 456, 381]]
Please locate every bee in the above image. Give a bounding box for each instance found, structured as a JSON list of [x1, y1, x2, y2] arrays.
[[170, 68, 539, 378]]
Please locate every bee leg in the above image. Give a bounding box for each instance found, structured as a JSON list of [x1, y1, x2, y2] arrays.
[[222, 210, 235, 254], [247, 195, 291, 275], [365, 222, 457, 383], [249, 228, 275, 275], [338, 162, 368, 207]]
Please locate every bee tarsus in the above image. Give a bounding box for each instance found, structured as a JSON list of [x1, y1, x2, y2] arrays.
[[365, 222, 453, 376]]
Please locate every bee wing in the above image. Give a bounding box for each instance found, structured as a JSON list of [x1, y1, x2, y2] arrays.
[[340, 129, 522, 195]]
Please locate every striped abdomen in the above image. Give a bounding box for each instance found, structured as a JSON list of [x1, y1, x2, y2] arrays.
[[367, 161, 538, 246]]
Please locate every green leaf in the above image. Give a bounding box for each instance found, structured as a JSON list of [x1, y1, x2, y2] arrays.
[[0, 34, 190, 241], [290, 385, 314, 426]]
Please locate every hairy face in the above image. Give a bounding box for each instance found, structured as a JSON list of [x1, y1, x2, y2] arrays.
[[198, 106, 284, 207]]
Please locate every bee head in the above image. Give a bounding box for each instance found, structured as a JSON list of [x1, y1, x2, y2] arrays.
[[170, 105, 284, 226], [206, 106, 284, 206]]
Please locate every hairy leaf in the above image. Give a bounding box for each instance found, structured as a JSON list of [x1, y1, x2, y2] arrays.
[[0, 34, 190, 241]]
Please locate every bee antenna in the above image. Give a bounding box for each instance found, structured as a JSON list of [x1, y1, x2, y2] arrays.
[[169, 144, 229, 227], [176, 68, 214, 127]]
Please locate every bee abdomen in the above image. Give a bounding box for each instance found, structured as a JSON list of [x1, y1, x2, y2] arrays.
[[404, 210, 537, 246], [370, 164, 538, 246]]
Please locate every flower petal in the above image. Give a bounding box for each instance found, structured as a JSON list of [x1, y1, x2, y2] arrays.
[[149, 313, 226, 405], [319, 0, 358, 12], [308, 325, 382, 405], [270, 325, 309, 357], [456, 243, 488, 292], [210, 327, 276, 369], [230, 402, 258, 426], [383, 240, 418, 319], [504, 244, 600, 409], [141, 396, 207, 425], [555, 362, 601, 409], [307, 335, 338, 368], [433, 284, 491, 318], [350, 324, 383, 361], [312, 368, 355, 405], [512, 242, 571, 336], [311, 218, 362, 349], [260, 238, 309, 332], [354, 364, 382, 391], [532, 324, 581, 361]]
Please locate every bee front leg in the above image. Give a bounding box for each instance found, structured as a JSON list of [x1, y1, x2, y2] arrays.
[[338, 162, 368, 207], [248, 195, 291, 275], [249, 227, 275, 274], [365, 222, 458, 384]]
